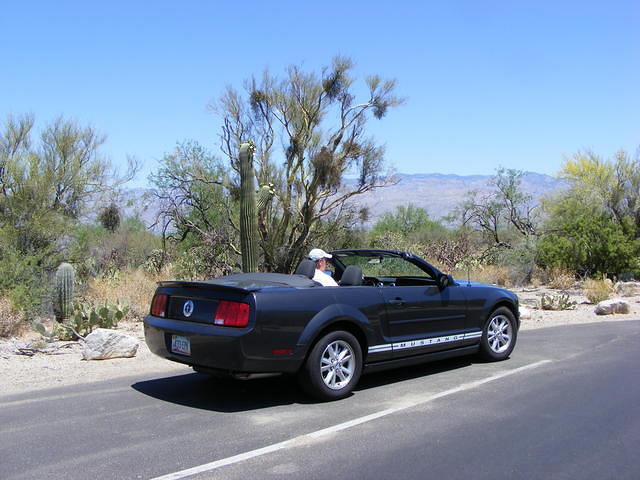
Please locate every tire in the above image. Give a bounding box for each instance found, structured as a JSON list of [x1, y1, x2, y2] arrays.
[[298, 330, 363, 401], [479, 307, 517, 361]]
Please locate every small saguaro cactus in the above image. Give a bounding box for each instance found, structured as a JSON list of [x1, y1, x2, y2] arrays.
[[53, 262, 75, 322], [239, 142, 259, 273]]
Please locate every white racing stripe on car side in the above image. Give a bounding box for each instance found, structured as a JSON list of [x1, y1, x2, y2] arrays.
[[150, 359, 552, 480], [368, 331, 482, 354], [368, 344, 392, 353]]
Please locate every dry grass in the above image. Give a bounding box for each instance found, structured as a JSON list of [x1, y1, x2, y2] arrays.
[[453, 265, 512, 287], [83, 267, 174, 321], [542, 266, 576, 290], [0, 295, 28, 338], [582, 277, 613, 304]]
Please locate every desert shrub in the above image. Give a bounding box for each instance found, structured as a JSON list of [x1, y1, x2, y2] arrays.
[[70, 218, 162, 279], [82, 267, 170, 320], [490, 238, 538, 287], [31, 320, 60, 344], [452, 238, 537, 288], [0, 241, 60, 316], [540, 294, 577, 310], [614, 281, 640, 297], [143, 249, 169, 274], [421, 232, 474, 272], [537, 212, 640, 277], [0, 296, 27, 337], [98, 203, 121, 232], [545, 266, 576, 290], [582, 278, 613, 304], [527, 266, 546, 287], [174, 245, 234, 280], [452, 264, 512, 287]]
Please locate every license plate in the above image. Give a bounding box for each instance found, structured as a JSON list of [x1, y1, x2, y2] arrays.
[[171, 335, 191, 356]]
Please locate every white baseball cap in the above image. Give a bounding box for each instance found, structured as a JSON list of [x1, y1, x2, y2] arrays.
[[308, 248, 332, 261]]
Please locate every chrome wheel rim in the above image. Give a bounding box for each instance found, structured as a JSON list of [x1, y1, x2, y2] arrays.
[[320, 340, 355, 390], [487, 315, 512, 354]]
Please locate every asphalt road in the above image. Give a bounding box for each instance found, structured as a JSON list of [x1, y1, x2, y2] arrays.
[[1, 320, 639, 480]]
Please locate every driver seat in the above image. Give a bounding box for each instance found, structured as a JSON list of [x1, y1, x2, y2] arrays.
[[339, 265, 363, 286]]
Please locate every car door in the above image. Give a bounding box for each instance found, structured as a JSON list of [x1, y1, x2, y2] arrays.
[[382, 281, 468, 358]]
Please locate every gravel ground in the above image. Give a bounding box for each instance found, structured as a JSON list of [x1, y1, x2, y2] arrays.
[[1, 288, 639, 397]]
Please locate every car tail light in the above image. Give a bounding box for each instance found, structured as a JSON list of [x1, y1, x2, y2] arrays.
[[214, 300, 250, 327], [150, 294, 168, 317]]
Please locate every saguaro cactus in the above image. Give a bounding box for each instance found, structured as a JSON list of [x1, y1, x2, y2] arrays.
[[239, 142, 259, 273], [256, 183, 275, 211], [53, 262, 75, 322]]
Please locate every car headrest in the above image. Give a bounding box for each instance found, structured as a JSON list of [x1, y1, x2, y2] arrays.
[[294, 259, 316, 279], [339, 265, 363, 286]]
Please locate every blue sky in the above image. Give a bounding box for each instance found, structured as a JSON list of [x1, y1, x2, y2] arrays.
[[1, 1, 638, 187]]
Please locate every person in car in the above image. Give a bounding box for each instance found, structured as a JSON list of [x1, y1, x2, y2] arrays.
[[308, 248, 339, 286]]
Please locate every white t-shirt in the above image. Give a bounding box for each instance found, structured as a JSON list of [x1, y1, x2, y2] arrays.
[[313, 269, 338, 286]]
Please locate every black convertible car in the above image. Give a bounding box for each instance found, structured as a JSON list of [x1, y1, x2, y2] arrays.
[[144, 249, 519, 400]]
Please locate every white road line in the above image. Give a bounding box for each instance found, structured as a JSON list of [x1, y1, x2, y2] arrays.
[[150, 359, 552, 480]]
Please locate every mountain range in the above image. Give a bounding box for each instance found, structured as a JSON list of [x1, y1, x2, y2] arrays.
[[121, 172, 566, 230], [354, 172, 565, 223]]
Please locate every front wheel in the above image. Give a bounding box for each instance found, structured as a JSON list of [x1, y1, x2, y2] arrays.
[[479, 307, 517, 361], [298, 330, 362, 401]]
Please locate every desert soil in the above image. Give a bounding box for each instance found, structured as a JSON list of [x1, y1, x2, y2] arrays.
[[1, 287, 639, 397]]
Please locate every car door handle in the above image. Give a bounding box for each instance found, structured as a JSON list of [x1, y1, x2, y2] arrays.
[[388, 298, 405, 307]]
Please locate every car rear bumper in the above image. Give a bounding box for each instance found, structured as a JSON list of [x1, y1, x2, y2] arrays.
[[144, 315, 304, 374]]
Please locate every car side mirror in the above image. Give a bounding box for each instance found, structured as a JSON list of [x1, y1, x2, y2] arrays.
[[438, 274, 454, 289]]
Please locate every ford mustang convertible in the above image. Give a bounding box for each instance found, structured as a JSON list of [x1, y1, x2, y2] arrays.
[[144, 249, 519, 400]]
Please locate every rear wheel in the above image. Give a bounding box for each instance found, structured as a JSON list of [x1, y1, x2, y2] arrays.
[[299, 330, 362, 401], [479, 307, 517, 361]]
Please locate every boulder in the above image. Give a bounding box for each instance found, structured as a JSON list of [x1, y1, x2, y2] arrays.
[[614, 281, 640, 297], [82, 328, 139, 360], [594, 299, 631, 316]]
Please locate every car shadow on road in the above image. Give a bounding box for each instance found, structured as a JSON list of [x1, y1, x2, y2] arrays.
[[355, 356, 473, 391], [131, 372, 306, 412], [132, 356, 474, 412]]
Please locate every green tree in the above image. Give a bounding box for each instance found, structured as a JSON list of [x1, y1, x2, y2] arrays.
[[371, 204, 445, 238], [454, 168, 541, 284], [149, 141, 238, 278], [213, 57, 402, 272], [559, 149, 640, 233], [0, 114, 136, 312], [459, 168, 539, 245], [538, 149, 640, 276], [538, 204, 638, 275], [99, 202, 121, 232]]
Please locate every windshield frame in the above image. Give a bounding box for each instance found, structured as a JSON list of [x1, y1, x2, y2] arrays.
[[329, 249, 443, 280]]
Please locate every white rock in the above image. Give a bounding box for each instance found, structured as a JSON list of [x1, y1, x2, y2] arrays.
[[594, 299, 631, 316], [82, 328, 139, 360], [614, 281, 640, 297], [519, 306, 533, 320]]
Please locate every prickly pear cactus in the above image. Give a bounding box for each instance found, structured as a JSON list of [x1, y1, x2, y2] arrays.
[[53, 263, 75, 322], [239, 142, 259, 273]]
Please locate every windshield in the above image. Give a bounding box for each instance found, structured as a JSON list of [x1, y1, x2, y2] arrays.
[[335, 253, 435, 279]]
